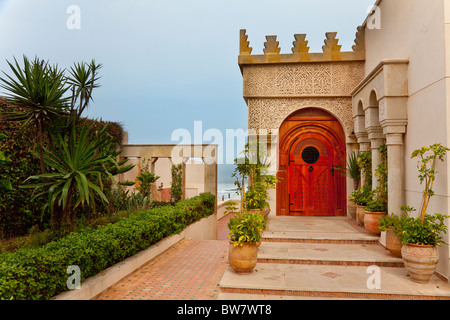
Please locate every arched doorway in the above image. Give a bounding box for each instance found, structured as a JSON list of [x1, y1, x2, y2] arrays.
[[277, 108, 347, 216]]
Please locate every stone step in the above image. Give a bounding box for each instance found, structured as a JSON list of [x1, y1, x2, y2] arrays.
[[217, 292, 362, 300], [219, 263, 450, 300], [262, 216, 380, 244], [257, 242, 404, 267], [261, 231, 379, 244]]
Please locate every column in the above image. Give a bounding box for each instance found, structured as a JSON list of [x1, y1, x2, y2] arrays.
[[182, 157, 189, 200], [355, 132, 370, 187], [367, 129, 385, 190], [385, 133, 405, 216]]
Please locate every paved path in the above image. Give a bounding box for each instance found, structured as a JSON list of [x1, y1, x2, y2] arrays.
[[94, 239, 229, 300]]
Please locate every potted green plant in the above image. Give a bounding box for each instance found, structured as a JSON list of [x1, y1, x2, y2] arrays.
[[232, 141, 277, 218], [350, 185, 373, 226], [227, 211, 267, 274], [245, 175, 277, 218], [378, 208, 411, 258], [399, 143, 450, 283], [364, 144, 388, 235], [336, 151, 361, 220]]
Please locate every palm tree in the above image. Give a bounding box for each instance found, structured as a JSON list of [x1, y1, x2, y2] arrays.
[[0, 56, 70, 173]]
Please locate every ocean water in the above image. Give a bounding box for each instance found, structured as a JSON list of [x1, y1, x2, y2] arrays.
[[217, 164, 241, 201], [217, 181, 240, 201]]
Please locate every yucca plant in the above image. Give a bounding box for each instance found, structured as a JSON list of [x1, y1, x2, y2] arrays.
[[22, 122, 118, 229], [0, 56, 71, 173], [336, 151, 361, 191], [66, 59, 102, 129]]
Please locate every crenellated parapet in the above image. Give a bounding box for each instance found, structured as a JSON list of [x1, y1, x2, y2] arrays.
[[238, 27, 365, 66]]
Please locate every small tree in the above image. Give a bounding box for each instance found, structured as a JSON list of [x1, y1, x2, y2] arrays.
[[412, 143, 450, 221]]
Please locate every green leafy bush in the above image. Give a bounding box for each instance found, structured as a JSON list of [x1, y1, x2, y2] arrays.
[[399, 213, 449, 246], [228, 212, 267, 247], [350, 185, 373, 206], [0, 193, 215, 300]]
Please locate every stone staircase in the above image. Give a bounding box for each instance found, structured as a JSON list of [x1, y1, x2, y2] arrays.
[[218, 216, 450, 300]]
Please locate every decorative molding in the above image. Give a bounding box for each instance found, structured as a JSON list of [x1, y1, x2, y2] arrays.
[[292, 34, 310, 54], [264, 35, 281, 55], [238, 28, 365, 66], [385, 133, 404, 146], [352, 26, 365, 53], [247, 97, 353, 136], [243, 62, 365, 98], [322, 32, 342, 53], [239, 29, 252, 55]]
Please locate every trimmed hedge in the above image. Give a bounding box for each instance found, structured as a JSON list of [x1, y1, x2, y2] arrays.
[[0, 193, 215, 300]]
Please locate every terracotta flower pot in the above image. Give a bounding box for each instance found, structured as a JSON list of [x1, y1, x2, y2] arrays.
[[228, 242, 258, 274], [385, 228, 402, 258], [347, 198, 356, 220], [247, 208, 270, 218], [356, 205, 365, 226], [364, 211, 387, 235], [401, 243, 439, 283]]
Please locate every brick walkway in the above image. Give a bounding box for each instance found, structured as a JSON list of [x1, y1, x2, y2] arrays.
[[94, 217, 231, 300]]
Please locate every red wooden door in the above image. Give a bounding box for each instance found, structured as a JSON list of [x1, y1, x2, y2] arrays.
[[287, 134, 335, 216], [277, 108, 346, 216]]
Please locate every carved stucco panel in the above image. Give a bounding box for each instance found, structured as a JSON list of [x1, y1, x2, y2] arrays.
[[243, 62, 365, 98], [248, 98, 354, 136]]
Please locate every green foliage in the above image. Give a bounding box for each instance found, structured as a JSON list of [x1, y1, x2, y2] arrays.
[[66, 60, 102, 127], [350, 185, 373, 206], [364, 198, 387, 213], [378, 207, 413, 234], [378, 214, 406, 233], [0, 193, 215, 300], [170, 164, 183, 202], [0, 115, 48, 237], [228, 211, 267, 247], [357, 151, 372, 187], [335, 151, 360, 191], [398, 213, 449, 246], [136, 158, 159, 199], [0, 56, 71, 173], [22, 121, 118, 228], [232, 141, 277, 213], [411, 143, 450, 220], [223, 201, 238, 216], [245, 174, 277, 210]]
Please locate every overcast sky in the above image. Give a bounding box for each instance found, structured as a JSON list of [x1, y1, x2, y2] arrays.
[[0, 0, 374, 178]]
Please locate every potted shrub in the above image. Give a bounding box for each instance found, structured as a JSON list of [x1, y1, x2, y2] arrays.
[[364, 198, 387, 235], [400, 213, 448, 283], [399, 143, 450, 283], [245, 176, 277, 218], [227, 211, 267, 274], [232, 141, 277, 218], [350, 186, 373, 226], [364, 144, 388, 235], [336, 151, 360, 220], [378, 209, 410, 258]]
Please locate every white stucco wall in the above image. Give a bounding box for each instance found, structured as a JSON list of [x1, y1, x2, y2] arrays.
[[365, 0, 450, 279]]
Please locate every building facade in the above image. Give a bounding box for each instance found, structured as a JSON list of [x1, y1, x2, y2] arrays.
[[239, 0, 450, 280]]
